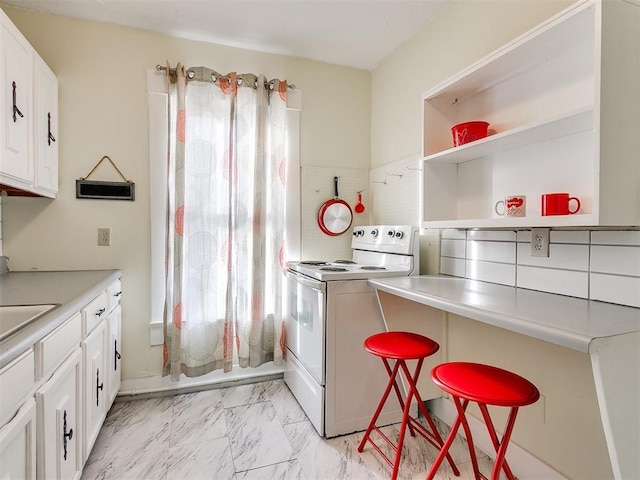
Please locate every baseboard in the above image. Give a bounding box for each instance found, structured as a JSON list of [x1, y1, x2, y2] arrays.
[[118, 363, 284, 400], [428, 397, 567, 480]]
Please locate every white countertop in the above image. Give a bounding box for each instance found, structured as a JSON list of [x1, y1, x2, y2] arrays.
[[0, 270, 122, 369], [369, 275, 640, 353]]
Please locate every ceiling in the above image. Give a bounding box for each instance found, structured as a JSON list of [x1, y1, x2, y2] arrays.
[[0, 0, 450, 70]]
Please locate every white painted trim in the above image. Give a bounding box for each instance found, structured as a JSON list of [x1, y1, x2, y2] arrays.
[[428, 396, 567, 480], [119, 362, 284, 397]]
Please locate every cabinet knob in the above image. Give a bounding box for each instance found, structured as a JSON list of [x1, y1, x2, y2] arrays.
[[63, 410, 74, 461], [12, 82, 24, 123]]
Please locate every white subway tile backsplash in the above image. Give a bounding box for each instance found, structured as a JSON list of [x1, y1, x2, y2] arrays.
[[517, 265, 589, 299], [590, 273, 640, 308], [466, 260, 516, 286], [441, 228, 640, 308], [466, 240, 516, 264], [440, 257, 465, 277], [591, 231, 640, 246], [590, 245, 640, 277], [441, 238, 466, 259], [441, 229, 466, 240], [467, 230, 516, 242], [550, 230, 590, 244], [517, 243, 590, 271]]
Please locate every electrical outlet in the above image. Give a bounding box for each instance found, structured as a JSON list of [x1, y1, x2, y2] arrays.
[[98, 228, 111, 246], [530, 228, 549, 257]]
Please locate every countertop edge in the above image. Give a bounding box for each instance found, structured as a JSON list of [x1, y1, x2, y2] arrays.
[[0, 269, 123, 369], [368, 276, 638, 354]]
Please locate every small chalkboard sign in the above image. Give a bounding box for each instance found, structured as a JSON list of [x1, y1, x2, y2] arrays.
[[76, 156, 135, 201]]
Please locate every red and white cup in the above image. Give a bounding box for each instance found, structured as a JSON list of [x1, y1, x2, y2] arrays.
[[541, 193, 580, 216], [495, 195, 526, 217]]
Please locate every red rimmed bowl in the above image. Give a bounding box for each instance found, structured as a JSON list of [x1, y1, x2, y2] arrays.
[[451, 121, 489, 146]]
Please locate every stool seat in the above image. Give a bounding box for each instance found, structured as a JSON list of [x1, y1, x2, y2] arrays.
[[364, 331, 440, 360], [431, 362, 540, 407]]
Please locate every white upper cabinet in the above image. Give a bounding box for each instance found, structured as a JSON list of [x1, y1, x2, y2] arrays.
[[421, 0, 639, 228], [34, 54, 58, 197], [0, 8, 57, 198], [0, 8, 32, 188]]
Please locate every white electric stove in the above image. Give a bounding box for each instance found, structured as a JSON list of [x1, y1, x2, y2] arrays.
[[284, 225, 419, 437]]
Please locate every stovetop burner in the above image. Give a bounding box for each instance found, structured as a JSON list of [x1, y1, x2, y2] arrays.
[[320, 267, 348, 272], [333, 260, 356, 264], [360, 266, 386, 270], [300, 261, 329, 266]]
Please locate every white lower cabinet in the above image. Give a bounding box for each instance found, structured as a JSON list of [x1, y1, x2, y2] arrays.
[[0, 277, 122, 478], [107, 304, 122, 406], [0, 398, 36, 480], [35, 349, 82, 480], [81, 321, 107, 462]]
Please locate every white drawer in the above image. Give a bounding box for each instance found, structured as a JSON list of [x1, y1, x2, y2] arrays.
[[81, 291, 108, 337], [34, 313, 81, 381], [0, 349, 34, 425], [108, 280, 122, 312]]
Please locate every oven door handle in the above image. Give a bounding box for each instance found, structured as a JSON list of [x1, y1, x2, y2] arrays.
[[287, 270, 326, 294]]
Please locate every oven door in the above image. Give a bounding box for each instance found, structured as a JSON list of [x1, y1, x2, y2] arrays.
[[285, 270, 325, 385]]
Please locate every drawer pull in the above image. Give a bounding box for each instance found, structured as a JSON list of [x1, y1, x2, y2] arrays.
[[114, 291, 122, 297], [63, 410, 74, 461], [114, 339, 121, 370], [96, 369, 104, 406], [12, 82, 23, 122], [95, 308, 106, 317]]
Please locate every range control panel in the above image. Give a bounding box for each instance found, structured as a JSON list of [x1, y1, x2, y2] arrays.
[[351, 225, 418, 255]]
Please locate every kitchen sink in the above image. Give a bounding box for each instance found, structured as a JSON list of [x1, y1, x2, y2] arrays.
[[0, 304, 59, 341]]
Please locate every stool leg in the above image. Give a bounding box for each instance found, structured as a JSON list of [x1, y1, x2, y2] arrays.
[[453, 396, 484, 480], [391, 359, 415, 480], [358, 359, 402, 453], [478, 404, 516, 480], [382, 358, 417, 437], [425, 399, 467, 480], [398, 361, 460, 476], [480, 405, 519, 480]]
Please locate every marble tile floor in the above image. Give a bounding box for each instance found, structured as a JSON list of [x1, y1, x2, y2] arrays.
[[81, 379, 503, 480]]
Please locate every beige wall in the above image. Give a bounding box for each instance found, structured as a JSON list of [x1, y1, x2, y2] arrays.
[[370, 1, 612, 478], [1, 6, 371, 380]]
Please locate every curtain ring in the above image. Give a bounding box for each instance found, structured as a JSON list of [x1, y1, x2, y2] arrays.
[[237, 78, 243, 86], [211, 73, 217, 83], [186, 70, 195, 79]]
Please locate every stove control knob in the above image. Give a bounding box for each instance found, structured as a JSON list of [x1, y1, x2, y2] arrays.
[[387, 230, 395, 237], [371, 229, 378, 237], [395, 231, 404, 239]]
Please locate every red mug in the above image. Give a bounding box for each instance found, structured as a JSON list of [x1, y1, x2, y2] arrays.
[[541, 193, 581, 216]]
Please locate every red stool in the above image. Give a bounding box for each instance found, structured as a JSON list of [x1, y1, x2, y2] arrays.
[[357, 332, 459, 480], [427, 362, 540, 480]]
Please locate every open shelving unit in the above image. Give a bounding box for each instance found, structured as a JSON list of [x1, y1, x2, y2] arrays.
[[421, 0, 640, 229]]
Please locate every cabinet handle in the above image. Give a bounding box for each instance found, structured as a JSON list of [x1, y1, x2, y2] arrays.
[[12, 82, 24, 122], [47, 112, 56, 145], [114, 339, 121, 370], [63, 410, 74, 461], [114, 291, 122, 297], [95, 308, 106, 317], [96, 369, 104, 406]]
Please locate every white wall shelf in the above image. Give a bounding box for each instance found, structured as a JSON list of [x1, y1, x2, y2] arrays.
[[421, 0, 640, 229]]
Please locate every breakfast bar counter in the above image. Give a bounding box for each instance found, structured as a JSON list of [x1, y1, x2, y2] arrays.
[[369, 275, 640, 480]]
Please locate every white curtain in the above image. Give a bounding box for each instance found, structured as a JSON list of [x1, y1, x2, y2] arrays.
[[162, 64, 288, 380]]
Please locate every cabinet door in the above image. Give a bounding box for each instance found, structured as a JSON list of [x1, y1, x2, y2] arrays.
[[33, 54, 57, 197], [0, 11, 32, 185], [81, 321, 107, 462], [35, 349, 82, 480], [0, 398, 36, 480], [107, 304, 122, 406]]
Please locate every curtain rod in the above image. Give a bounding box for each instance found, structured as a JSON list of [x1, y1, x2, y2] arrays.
[[155, 64, 295, 90]]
